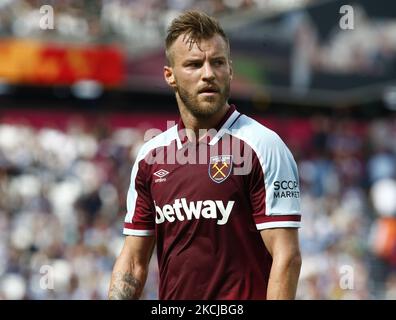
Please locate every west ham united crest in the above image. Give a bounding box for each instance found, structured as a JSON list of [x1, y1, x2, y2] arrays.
[[209, 155, 233, 183]]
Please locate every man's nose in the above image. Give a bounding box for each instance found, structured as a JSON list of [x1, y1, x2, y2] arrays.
[[202, 62, 215, 81]]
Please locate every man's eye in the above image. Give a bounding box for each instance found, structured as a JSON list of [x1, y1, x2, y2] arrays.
[[214, 60, 225, 66], [188, 63, 201, 68]]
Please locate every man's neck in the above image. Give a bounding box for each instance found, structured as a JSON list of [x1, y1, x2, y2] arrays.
[[179, 103, 230, 141]]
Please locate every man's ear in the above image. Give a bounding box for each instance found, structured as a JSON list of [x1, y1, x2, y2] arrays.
[[164, 66, 176, 88]]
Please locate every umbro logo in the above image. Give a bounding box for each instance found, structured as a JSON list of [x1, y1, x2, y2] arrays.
[[153, 169, 169, 183], [154, 169, 169, 178]]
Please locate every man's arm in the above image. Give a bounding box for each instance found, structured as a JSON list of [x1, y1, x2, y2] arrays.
[[108, 235, 155, 299], [261, 228, 301, 300]]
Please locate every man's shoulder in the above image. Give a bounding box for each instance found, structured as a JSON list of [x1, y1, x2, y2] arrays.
[[231, 114, 286, 150], [136, 125, 178, 161]]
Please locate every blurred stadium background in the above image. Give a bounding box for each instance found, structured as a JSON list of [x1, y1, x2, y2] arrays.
[[1, 0, 396, 300]]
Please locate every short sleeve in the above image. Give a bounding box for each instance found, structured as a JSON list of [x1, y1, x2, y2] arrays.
[[249, 133, 301, 230], [123, 154, 155, 236]]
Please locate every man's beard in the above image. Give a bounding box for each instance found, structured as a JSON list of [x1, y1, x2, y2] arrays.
[[176, 82, 230, 119]]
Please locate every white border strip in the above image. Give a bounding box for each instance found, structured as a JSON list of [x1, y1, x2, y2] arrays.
[[209, 109, 240, 146], [123, 228, 155, 236], [256, 221, 301, 230]]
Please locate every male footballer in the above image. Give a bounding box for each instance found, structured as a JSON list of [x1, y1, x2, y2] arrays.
[[109, 10, 302, 300]]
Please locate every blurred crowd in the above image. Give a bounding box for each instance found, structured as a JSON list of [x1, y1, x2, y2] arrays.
[[0, 119, 157, 299], [0, 113, 396, 300], [0, 0, 312, 54], [296, 115, 396, 299], [289, 5, 396, 81], [1, 0, 394, 78], [0, 0, 257, 54], [317, 5, 396, 75]]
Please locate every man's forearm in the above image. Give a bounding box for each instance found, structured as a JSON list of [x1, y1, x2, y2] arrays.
[[266, 253, 302, 300], [108, 257, 147, 299], [108, 271, 143, 299]]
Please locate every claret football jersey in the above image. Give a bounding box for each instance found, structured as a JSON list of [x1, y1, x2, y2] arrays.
[[123, 105, 301, 299]]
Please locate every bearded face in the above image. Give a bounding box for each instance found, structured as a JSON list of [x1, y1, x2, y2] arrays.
[[165, 34, 233, 119], [176, 74, 230, 119]]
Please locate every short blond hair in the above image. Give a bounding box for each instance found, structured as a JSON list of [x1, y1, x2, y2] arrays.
[[165, 10, 230, 65]]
